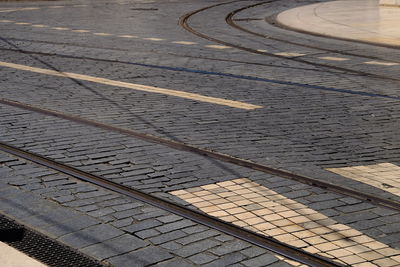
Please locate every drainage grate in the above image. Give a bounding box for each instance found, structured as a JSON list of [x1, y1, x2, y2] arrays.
[[0, 214, 106, 267]]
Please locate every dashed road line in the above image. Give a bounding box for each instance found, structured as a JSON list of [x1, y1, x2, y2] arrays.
[[319, 56, 349, 61], [274, 52, 306, 57], [365, 61, 399, 66], [93, 32, 113, 36], [205, 44, 231, 49], [0, 61, 263, 110], [0, 7, 39, 13], [2, 18, 400, 66], [143, 37, 164, 41], [51, 27, 70, 31], [72, 29, 90, 33], [172, 41, 197, 45], [118, 35, 138, 38]]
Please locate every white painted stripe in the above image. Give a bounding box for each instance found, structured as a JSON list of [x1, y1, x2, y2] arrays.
[[274, 52, 305, 57], [0, 61, 262, 110], [172, 41, 197, 45], [52, 27, 70, 31], [118, 35, 138, 38], [93, 33, 113, 36], [15, 22, 31, 25], [72, 29, 90, 33], [0, 7, 39, 13], [205, 45, 231, 49], [319, 56, 349, 61], [364, 61, 399, 66], [143, 37, 164, 41], [257, 49, 268, 53], [32, 24, 48, 28]]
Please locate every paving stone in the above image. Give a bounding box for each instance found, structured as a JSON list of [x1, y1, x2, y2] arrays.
[[209, 240, 251, 256], [108, 246, 173, 267], [82, 234, 149, 260], [203, 252, 248, 267], [58, 224, 124, 248], [149, 230, 188, 245], [174, 239, 220, 257], [156, 219, 196, 233], [123, 219, 163, 233], [241, 254, 280, 267], [189, 253, 219, 264]]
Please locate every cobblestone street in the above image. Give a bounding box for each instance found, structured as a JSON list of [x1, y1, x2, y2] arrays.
[[0, 0, 399, 266]]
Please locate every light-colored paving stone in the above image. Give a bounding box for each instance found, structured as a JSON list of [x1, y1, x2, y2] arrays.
[[171, 178, 400, 266]]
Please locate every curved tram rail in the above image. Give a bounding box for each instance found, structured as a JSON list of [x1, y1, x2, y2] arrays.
[[225, 2, 400, 63], [179, 0, 400, 83], [0, 142, 341, 267]]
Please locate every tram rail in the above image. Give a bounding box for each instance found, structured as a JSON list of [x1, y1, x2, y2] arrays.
[[179, 0, 400, 83], [1, 97, 399, 212]]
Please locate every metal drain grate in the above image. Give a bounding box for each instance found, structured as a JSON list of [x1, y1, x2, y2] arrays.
[[0, 214, 106, 267]]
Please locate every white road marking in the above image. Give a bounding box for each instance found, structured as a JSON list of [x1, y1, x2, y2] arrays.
[[0, 61, 263, 110], [274, 52, 305, 57], [364, 61, 399, 66], [172, 41, 197, 45], [205, 45, 231, 49], [319, 56, 349, 61]]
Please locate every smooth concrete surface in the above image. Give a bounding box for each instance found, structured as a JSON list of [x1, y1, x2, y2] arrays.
[[0, 242, 47, 267], [277, 0, 400, 47]]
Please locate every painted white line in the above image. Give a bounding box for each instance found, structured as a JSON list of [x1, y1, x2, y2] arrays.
[[172, 41, 197, 45], [274, 52, 305, 57], [52, 27, 70, 31], [0, 7, 39, 13], [143, 37, 164, 41], [72, 29, 90, 33], [364, 61, 399, 66], [0, 61, 262, 110], [15, 22, 31, 25], [319, 56, 349, 61], [118, 35, 138, 38], [257, 49, 268, 53], [0, 20, 14, 22], [32, 24, 48, 28], [93, 33, 113, 36], [205, 45, 231, 49], [49, 6, 64, 9]]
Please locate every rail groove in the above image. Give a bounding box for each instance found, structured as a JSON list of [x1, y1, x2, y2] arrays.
[[179, 0, 400, 82], [0, 142, 341, 267], [1, 98, 399, 212], [226, 2, 400, 63]]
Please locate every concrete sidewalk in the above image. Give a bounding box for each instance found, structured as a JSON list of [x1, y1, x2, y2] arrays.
[[277, 0, 400, 47]]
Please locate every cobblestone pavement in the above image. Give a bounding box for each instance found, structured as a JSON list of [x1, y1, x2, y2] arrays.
[[0, 0, 399, 266]]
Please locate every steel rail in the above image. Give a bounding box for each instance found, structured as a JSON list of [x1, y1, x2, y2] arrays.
[[179, 0, 400, 82], [0, 142, 341, 267], [225, 2, 400, 63], [1, 98, 399, 212]]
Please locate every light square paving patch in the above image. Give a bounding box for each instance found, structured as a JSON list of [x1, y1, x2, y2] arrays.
[[326, 163, 400, 196], [171, 178, 400, 266]]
